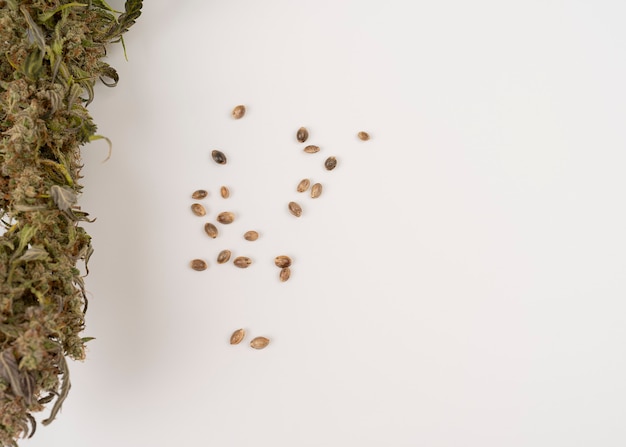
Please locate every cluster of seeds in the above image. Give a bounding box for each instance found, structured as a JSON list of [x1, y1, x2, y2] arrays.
[[189, 105, 371, 350]]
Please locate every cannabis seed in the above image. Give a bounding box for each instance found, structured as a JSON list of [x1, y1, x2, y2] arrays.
[[190, 259, 207, 271], [297, 127, 309, 143], [191, 189, 208, 199], [204, 222, 219, 238], [303, 145, 320, 154], [324, 156, 337, 171], [212, 150, 227, 165], [288, 201, 302, 217], [297, 178, 311, 192], [217, 249, 231, 264], [220, 186, 230, 198], [250, 336, 270, 349], [279, 267, 291, 282], [244, 231, 259, 241], [230, 328, 246, 345], [232, 105, 246, 119], [217, 211, 235, 224], [357, 131, 370, 141], [274, 255, 292, 268], [233, 256, 252, 268], [311, 183, 322, 198], [191, 203, 206, 216]]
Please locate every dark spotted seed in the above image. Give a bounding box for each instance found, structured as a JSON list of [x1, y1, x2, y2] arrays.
[[217, 211, 235, 224], [303, 145, 320, 154], [233, 256, 252, 268], [274, 255, 292, 268], [324, 156, 337, 171], [279, 267, 291, 282], [296, 127, 309, 143], [212, 150, 227, 165], [190, 259, 207, 271], [288, 201, 302, 217], [191, 189, 208, 199], [297, 179, 311, 192], [220, 186, 230, 198], [357, 131, 370, 141], [217, 250, 231, 264], [244, 231, 259, 241], [311, 183, 322, 198], [204, 222, 218, 238], [191, 203, 206, 216], [232, 105, 246, 119]]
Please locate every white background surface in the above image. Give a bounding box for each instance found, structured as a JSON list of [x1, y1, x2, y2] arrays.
[[25, 1, 626, 446]]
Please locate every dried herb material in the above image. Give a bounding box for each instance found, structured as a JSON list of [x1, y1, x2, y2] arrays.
[[357, 131, 370, 141], [296, 127, 309, 143], [274, 255, 292, 268], [191, 203, 206, 216], [220, 186, 230, 198], [204, 223, 219, 239], [211, 150, 227, 165], [0, 1, 142, 443], [325, 156, 338, 171], [190, 259, 208, 271], [279, 267, 291, 282], [311, 183, 323, 198], [244, 231, 259, 241], [230, 329, 246, 345], [233, 256, 252, 268], [217, 250, 231, 264], [297, 179, 311, 192], [232, 105, 246, 119], [217, 211, 235, 224], [192, 189, 208, 199], [250, 337, 270, 349], [304, 145, 320, 154], [288, 202, 303, 217]]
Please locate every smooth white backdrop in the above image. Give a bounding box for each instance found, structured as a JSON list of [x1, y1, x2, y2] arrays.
[[26, 1, 626, 446]]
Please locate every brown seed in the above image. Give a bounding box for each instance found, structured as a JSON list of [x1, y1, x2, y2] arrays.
[[217, 249, 231, 264], [303, 145, 320, 154], [220, 186, 230, 198], [204, 222, 218, 238], [296, 178, 311, 192], [311, 183, 322, 198], [230, 328, 246, 345], [217, 211, 235, 224], [191, 189, 208, 199], [244, 231, 259, 241], [190, 259, 207, 271], [211, 150, 227, 165], [288, 201, 302, 217], [274, 255, 292, 268], [232, 105, 246, 119], [279, 267, 291, 282], [324, 156, 337, 171], [357, 131, 370, 141], [191, 203, 206, 216], [296, 127, 309, 143], [233, 256, 252, 268], [250, 336, 270, 350]]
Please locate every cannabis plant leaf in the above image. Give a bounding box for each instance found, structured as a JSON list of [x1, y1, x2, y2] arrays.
[[49, 185, 78, 214], [17, 247, 50, 263]]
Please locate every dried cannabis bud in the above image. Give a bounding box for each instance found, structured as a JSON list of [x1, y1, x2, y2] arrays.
[[0, 0, 142, 444]]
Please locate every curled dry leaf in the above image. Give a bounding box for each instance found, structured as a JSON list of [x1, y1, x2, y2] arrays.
[[191, 189, 208, 199], [232, 105, 246, 119], [244, 231, 259, 241], [310, 183, 322, 198], [204, 222, 218, 238], [211, 150, 227, 165], [288, 201, 302, 217], [230, 328, 246, 345], [274, 255, 292, 268], [297, 178, 311, 192], [296, 127, 309, 143], [217, 211, 235, 224], [250, 337, 270, 350], [217, 250, 231, 264], [191, 203, 206, 216], [190, 259, 207, 271], [233, 256, 252, 268]]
